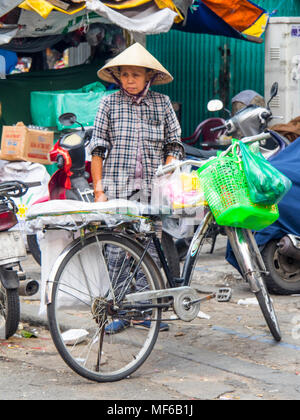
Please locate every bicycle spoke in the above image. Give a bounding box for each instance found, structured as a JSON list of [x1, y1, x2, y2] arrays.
[[48, 233, 162, 382]]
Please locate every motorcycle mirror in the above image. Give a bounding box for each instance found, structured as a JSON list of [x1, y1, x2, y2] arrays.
[[207, 99, 224, 112], [270, 82, 278, 98], [59, 112, 77, 126], [267, 82, 278, 109]]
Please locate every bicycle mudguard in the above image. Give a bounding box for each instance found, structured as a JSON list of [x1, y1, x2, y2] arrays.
[[0, 266, 19, 290]]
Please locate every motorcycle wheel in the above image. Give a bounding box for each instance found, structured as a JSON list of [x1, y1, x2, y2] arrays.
[[261, 239, 300, 295], [27, 234, 41, 266], [0, 286, 20, 338]]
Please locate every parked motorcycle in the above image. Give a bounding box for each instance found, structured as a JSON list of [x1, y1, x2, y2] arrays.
[[182, 83, 289, 168], [260, 234, 300, 295], [0, 181, 40, 338], [210, 83, 300, 295], [176, 83, 291, 272]]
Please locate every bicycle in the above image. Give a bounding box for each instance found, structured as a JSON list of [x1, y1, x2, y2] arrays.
[[28, 132, 281, 382]]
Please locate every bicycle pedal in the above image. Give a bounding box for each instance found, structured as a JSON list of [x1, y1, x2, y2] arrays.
[[216, 287, 232, 302]]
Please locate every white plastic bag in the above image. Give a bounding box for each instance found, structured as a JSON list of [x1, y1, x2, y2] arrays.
[[152, 166, 206, 239], [39, 229, 73, 317], [39, 229, 111, 316], [151, 165, 206, 215], [0, 160, 50, 231]]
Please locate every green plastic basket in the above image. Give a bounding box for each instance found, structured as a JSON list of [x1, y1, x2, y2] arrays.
[[196, 154, 279, 230]]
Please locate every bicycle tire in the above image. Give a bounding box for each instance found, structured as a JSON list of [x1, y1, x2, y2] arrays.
[[255, 279, 281, 342], [47, 232, 163, 382], [250, 243, 282, 342], [0, 287, 20, 339]]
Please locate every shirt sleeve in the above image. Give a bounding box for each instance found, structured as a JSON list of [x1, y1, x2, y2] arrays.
[[91, 146, 106, 159], [163, 96, 185, 161], [88, 97, 111, 158]]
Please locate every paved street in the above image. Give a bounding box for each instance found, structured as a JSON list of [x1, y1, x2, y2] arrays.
[[1, 236, 300, 401]]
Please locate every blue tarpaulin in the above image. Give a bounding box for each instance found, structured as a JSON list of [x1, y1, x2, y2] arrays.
[[174, 1, 247, 39], [174, 0, 269, 43]]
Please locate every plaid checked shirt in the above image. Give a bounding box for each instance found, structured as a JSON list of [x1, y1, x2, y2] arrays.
[[89, 89, 184, 199]]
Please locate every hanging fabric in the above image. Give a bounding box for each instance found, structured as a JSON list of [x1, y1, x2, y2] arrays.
[[18, 0, 86, 19], [174, 0, 269, 43]]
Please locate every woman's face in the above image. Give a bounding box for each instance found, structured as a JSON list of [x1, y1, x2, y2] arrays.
[[119, 65, 148, 95]]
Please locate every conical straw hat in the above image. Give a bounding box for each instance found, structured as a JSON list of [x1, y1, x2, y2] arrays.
[[97, 43, 173, 86]]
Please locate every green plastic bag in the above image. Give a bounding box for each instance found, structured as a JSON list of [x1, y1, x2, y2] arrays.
[[239, 140, 292, 205]]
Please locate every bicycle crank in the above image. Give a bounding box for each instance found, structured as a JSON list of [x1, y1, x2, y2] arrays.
[[173, 288, 200, 321], [124, 286, 212, 322]]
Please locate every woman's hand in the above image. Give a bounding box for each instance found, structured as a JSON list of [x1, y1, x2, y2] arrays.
[[95, 191, 108, 202], [165, 155, 176, 165]]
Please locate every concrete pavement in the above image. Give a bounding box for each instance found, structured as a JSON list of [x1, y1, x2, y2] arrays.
[[8, 235, 300, 400]]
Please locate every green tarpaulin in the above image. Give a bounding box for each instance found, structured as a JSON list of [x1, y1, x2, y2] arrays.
[[0, 59, 106, 137], [31, 81, 116, 130]]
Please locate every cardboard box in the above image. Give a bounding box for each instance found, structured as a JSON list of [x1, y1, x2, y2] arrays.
[[0, 122, 54, 165]]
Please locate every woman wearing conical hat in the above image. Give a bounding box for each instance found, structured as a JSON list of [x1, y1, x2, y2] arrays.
[[89, 42, 184, 203], [89, 43, 183, 334]]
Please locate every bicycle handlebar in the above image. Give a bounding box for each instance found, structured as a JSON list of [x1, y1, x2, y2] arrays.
[[156, 132, 272, 177]]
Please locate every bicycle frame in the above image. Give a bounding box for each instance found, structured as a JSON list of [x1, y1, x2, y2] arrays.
[[46, 131, 276, 317], [181, 211, 214, 286], [150, 210, 266, 294]]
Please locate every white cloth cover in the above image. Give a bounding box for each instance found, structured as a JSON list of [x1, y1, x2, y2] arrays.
[[26, 198, 144, 232], [86, 0, 177, 34]]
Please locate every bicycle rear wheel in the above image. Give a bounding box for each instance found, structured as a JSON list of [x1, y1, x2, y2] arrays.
[[47, 232, 163, 382]]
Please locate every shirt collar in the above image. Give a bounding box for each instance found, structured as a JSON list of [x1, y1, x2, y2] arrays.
[[118, 89, 151, 106]]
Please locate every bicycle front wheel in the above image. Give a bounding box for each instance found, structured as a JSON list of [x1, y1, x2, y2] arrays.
[[225, 227, 281, 342], [47, 232, 163, 382]]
